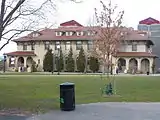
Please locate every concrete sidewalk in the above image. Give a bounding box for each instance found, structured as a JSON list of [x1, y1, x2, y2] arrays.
[[26, 102, 160, 120], [0, 116, 27, 120]]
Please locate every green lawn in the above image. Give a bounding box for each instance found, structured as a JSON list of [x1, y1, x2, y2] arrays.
[[0, 75, 160, 112]]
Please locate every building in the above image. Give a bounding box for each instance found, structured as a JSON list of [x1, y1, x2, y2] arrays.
[[138, 17, 160, 71], [5, 20, 157, 73]]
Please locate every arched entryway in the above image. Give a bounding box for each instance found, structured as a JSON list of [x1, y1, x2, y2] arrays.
[[129, 58, 138, 73], [26, 57, 33, 67], [141, 58, 150, 73], [117, 58, 126, 72], [17, 57, 24, 67]]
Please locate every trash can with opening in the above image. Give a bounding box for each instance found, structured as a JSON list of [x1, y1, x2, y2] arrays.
[[60, 82, 75, 111]]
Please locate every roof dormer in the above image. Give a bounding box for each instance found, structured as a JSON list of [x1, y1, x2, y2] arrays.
[[76, 31, 83, 36], [31, 31, 41, 37], [66, 31, 73, 36], [87, 30, 96, 36], [56, 31, 62, 36]]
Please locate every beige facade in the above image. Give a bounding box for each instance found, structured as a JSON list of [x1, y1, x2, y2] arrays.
[[5, 40, 156, 74], [4, 20, 157, 74]]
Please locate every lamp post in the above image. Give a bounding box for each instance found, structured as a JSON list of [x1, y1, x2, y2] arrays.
[[84, 55, 88, 74], [52, 51, 54, 75], [57, 45, 60, 75], [3, 53, 6, 73]]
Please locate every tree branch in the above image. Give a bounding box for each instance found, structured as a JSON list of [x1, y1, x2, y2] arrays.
[[0, 30, 25, 51], [3, 0, 25, 27], [0, 0, 6, 37], [0, 0, 82, 51]]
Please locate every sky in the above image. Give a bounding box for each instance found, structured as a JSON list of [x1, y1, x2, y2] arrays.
[[1, 0, 160, 56]]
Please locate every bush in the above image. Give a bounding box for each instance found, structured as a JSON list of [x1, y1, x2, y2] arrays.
[[43, 49, 53, 72], [76, 47, 85, 72], [31, 61, 37, 72], [66, 47, 75, 72], [136, 70, 143, 74], [15, 68, 18, 72], [89, 56, 99, 73], [56, 49, 64, 72]]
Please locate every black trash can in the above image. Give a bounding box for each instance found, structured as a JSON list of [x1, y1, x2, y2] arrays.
[[60, 82, 75, 111], [147, 71, 149, 75]]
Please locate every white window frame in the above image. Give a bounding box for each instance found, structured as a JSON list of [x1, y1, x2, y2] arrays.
[[66, 32, 73, 36], [31, 42, 35, 50], [23, 43, 27, 50], [132, 42, 137, 51], [32, 33, 40, 37], [87, 40, 93, 50], [87, 31, 95, 36], [76, 41, 82, 50], [44, 41, 50, 50], [55, 41, 60, 50], [56, 32, 62, 36], [65, 41, 71, 50], [76, 31, 83, 36]]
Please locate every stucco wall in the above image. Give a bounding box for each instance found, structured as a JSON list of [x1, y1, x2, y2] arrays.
[[6, 40, 155, 73], [119, 41, 149, 52]]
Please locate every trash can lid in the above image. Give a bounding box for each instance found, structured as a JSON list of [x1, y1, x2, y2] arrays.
[[60, 82, 74, 86]]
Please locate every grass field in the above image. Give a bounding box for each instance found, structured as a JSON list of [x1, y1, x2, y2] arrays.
[[0, 75, 160, 112]]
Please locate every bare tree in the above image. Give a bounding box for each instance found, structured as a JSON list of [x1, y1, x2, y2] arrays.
[[92, 0, 125, 78], [0, 0, 82, 51]]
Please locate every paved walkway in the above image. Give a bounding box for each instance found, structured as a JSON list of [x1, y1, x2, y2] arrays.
[[0, 116, 27, 120], [26, 102, 160, 120], [1, 102, 160, 120]]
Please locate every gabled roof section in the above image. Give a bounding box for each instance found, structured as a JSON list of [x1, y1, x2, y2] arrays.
[[60, 20, 83, 27], [12, 25, 153, 45], [116, 52, 157, 58], [124, 30, 154, 45], [125, 30, 148, 40], [5, 51, 36, 56], [139, 17, 160, 25]]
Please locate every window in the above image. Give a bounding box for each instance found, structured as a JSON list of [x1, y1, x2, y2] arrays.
[[23, 43, 27, 50], [55, 41, 60, 50], [31, 42, 35, 50], [9, 57, 15, 67], [151, 31, 160, 37], [56, 32, 62, 36], [44, 41, 50, 50], [32, 33, 40, 37], [132, 43, 137, 51], [76, 31, 83, 36], [87, 31, 95, 36], [66, 32, 73, 36], [150, 24, 160, 31], [138, 25, 149, 31], [65, 41, 71, 50], [76, 41, 82, 50], [65, 57, 68, 64], [38, 59, 40, 64], [87, 40, 93, 50]]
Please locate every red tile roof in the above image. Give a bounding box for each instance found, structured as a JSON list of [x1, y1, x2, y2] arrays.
[[139, 17, 160, 25], [60, 20, 83, 27], [124, 30, 148, 40], [12, 20, 153, 44], [5, 51, 36, 56], [116, 52, 157, 57]]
